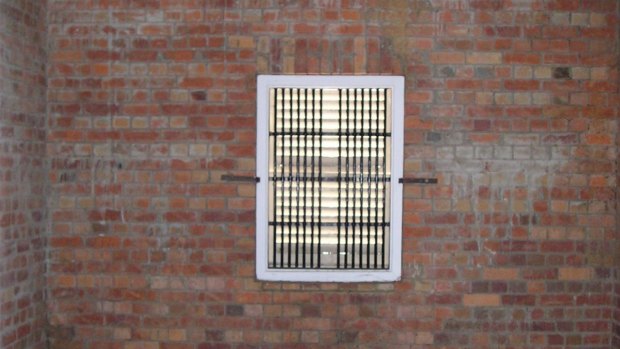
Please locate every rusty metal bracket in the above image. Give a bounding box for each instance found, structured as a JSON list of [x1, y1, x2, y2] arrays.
[[399, 178, 438, 184], [221, 174, 260, 183]]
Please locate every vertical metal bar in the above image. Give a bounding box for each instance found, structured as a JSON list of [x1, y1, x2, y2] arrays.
[[359, 88, 365, 268], [381, 88, 388, 269], [344, 89, 351, 269], [366, 89, 372, 269], [272, 88, 279, 268], [317, 89, 323, 268], [309, 89, 315, 268], [287, 88, 293, 268], [302, 88, 308, 268], [336, 89, 343, 269], [351, 88, 357, 268], [295, 89, 301, 268], [279, 88, 286, 268], [374, 88, 380, 269]]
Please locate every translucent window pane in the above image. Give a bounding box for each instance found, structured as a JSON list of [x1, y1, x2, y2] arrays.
[[267, 88, 392, 270]]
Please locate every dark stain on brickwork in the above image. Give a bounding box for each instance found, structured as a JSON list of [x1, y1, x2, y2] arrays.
[[191, 91, 207, 101], [225, 304, 244, 316], [337, 330, 358, 344], [553, 67, 571, 79], [426, 132, 442, 143], [46, 325, 79, 349]]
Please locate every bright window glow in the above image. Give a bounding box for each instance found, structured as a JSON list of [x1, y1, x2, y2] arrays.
[[256, 75, 404, 282]]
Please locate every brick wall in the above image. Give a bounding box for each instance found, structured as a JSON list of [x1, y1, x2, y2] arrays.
[[614, 99, 620, 347], [46, 1, 618, 348], [0, 1, 48, 349], [614, 241, 620, 341], [615, 269, 620, 346]]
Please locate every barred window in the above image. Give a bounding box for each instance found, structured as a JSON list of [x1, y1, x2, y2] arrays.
[[256, 75, 404, 282]]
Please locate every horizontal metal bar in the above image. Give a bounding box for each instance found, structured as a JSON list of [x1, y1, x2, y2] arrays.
[[269, 222, 390, 228], [221, 174, 260, 183], [270, 131, 391, 137], [399, 178, 438, 184], [268, 266, 389, 270], [270, 176, 391, 182]]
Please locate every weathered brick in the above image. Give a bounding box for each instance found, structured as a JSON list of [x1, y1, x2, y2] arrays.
[[503, 52, 541, 64], [2, 2, 616, 349], [466, 52, 502, 65], [483, 268, 519, 280], [430, 52, 465, 64], [558, 268, 594, 280], [0, 3, 48, 349], [463, 294, 501, 307]]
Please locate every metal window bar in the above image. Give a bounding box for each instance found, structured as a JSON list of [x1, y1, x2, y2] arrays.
[[351, 89, 357, 268], [343, 89, 350, 268], [294, 88, 301, 268], [272, 88, 279, 268], [308, 88, 315, 267], [359, 89, 365, 268], [381, 88, 388, 268], [337, 89, 343, 269], [268, 87, 391, 270], [317, 89, 323, 267], [374, 88, 380, 268], [279, 88, 286, 268], [287, 88, 293, 268], [302, 88, 308, 268]]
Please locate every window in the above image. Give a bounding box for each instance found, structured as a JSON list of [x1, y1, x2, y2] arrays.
[[256, 75, 404, 282]]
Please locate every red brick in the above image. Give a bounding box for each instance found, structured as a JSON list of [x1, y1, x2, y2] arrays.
[[164, 50, 195, 61], [33, 2, 620, 349], [469, 133, 501, 143], [86, 50, 121, 61], [485, 26, 521, 37], [86, 237, 122, 249], [50, 237, 83, 248], [406, 91, 432, 103], [581, 0, 617, 11], [504, 80, 540, 91], [430, 52, 465, 64], [559, 268, 593, 280], [503, 53, 541, 64], [127, 50, 158, 61], [546, 0, 580, 11], [180, 78, 214, 88], [446, 79, 484, 89], [469, 0, 504, 10], [464, 294, 501, 306], [483, 268, 519, 280]]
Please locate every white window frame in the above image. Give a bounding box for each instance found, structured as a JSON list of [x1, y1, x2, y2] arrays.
[[256, 75, 404, 282]]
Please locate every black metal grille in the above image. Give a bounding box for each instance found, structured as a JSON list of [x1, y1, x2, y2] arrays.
[[268, 87, 391, 270]]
